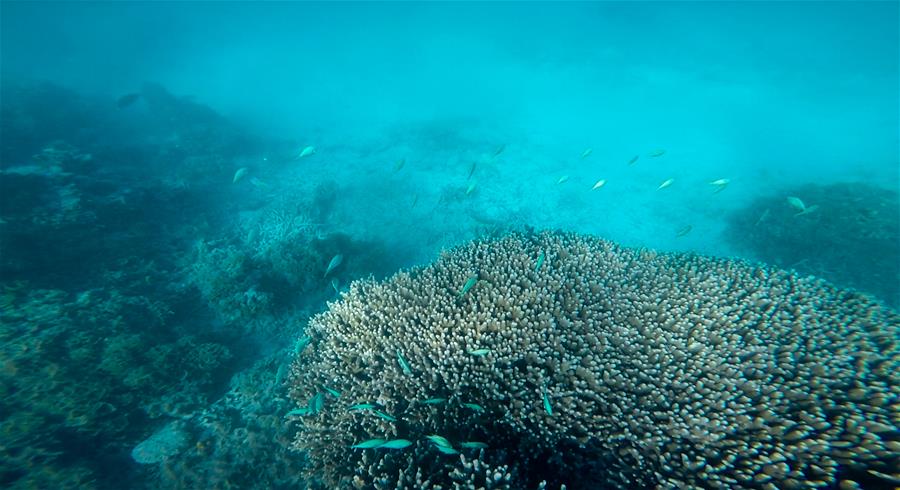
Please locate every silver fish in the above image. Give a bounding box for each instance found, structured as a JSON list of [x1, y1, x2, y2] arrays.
[[294, 336, 312, 354], [458, 275, 478, 298], [425, 435, 453, 448], [657, 178, 674, 190], [397, 350, 412, 375], [435, 445, 459, 454], [378, 439, 412, 449], [286, 408, 311, 417], [296, 145, 316, 159], [232, 167, 248, 183], [323, 254, 343, 278], [351, 438, 387, 449], [460, 441, 488, 449], [542, 387, 553, 415], [348, 403, 378, 411], [372, 410, 397, 422], [786, 196, 806, 212]]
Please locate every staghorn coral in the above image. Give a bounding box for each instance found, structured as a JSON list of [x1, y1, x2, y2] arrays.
[[289, 231, 899, 489]]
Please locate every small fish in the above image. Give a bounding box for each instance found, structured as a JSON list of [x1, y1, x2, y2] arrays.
[[322, 385, 341, 398], [467, 161, 477, 180], [331, 278, 340, 294], [425, 435, 453, 448], [468, 348, 491, 356], [397, 350, 412, 375], [348, 403, 378, 411], [657, 178, 674, 190], [459, 441, 489, 449], [534, 250, 545, 272], [794, 204, 820, 216], [542, 387, 553, 415], [649, 149, 666, 157], [786, 196, 806, 212], [492, 144, 506, 157], [411, 193, 419, 208], [754, 208, 770, 227], [323, 254, 343, 278], [591, 179, 606, 190], [676, 225, 693, 237], [462, 403, 484, 412], [297, 146, 316, 159], [232, 167, 248, 184], [308, 393, 325, 413], [294, 336, 312, 354], [286, 408, 311, 417], [458, 274, 478, 298], [249, 177, 268, 188], [394, 158, 406, 172], [422, 398, 447, 405], [466, 181, 477, 196], [435, 445, 459, 454], [351, 438, 387, 449], [557, 175, 570, 184], [373, 410, 397, 422], [378, 439, 413, 450], [581, 148, 592, 159], [708, 178, 729, 193], [866, 469, 900, 485], [628, 155, 639, 165], [116, 93, 141, 108]]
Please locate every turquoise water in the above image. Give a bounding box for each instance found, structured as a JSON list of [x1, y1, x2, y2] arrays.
[[1, 2, 898, 489]]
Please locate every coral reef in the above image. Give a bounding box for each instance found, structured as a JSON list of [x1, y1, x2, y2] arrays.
[[725, 182, 900, 306], [187, 199, 401, 339], [0, 282, 234, 489], [139, 350, 307, 489], [289, 231, 899, 489]]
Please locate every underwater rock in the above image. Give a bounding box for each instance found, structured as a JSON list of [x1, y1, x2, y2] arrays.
[[131, 422, 190, 464], [288, 231, 899, 489]]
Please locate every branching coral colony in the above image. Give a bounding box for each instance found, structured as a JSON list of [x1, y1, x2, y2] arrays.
[[288, 231, 899, 490]]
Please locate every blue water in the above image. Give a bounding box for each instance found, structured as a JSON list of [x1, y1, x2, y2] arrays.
[[1, 2, 898, 489]]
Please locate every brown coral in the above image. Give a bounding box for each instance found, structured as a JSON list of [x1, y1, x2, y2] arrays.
[[289, 231, 899, 489]]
